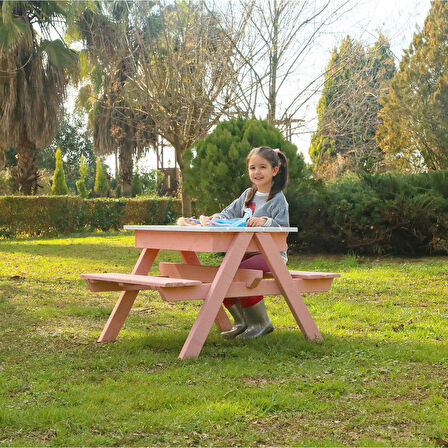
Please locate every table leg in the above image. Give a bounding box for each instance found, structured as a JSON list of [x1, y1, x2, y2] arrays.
[[255, 233, 322, 341], [97, 248, 159, 343], [179, 251, 232, 332], [178, 233, 253, 359]]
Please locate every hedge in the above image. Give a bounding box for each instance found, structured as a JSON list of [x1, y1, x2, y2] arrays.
[[287, 171, 448, 255], [0, 197, 182, 237]]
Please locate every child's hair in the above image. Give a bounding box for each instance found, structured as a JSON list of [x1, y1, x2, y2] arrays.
[[244, 146, 288, 206]]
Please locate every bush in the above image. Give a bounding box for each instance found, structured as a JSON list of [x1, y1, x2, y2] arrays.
[[0, 197, 182, 237], [184, 117, 310, 214], [50, 148, 69, 195], [289, 171, 448, 255]]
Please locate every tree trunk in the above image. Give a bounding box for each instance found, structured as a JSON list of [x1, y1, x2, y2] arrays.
[[174, 143, 192, 216], [267, 0, 279, 125], [17, 138, 38, 195], [119, 145, 133, 197]]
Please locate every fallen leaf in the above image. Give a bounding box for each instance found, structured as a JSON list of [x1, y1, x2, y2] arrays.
[[10, 275, 25, 280]]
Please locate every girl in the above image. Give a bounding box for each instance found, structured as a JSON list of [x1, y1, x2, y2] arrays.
[[207, 146, 290, 339]]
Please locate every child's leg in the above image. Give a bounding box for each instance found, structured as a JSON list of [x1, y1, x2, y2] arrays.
[[238, 253, 270, 308], [223, 253, 269, 308]]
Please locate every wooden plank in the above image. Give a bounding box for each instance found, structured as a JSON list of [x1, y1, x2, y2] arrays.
[[179, 251, 232, 332], [81, 273, 201, 288], [159, 262, 263, 288], [178, 232, 253, 359], [96, 248, 159, 343], [264, 270, 341, 280], [255, 233, 323, 342], [158, 277, 334, 302], [134, 229, 287, 252]]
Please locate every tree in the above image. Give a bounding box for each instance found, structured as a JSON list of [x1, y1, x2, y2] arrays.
[[50, 148, 69, 195], [377, 1, 448, 171], [309, 35, 395, 179], [226, 0, 352, 131], [94, 157, 109, 196], [124, 0, 249, 215], [38, 115, 97, 193], [184, 117, 309, 214], [0, 1, 78, 194], [75, 2, 156, 196], [76, 155, 90, 198], [131, 170, 143, 197]]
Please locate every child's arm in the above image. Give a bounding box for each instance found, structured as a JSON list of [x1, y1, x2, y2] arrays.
[[261, 200, 290, 227]]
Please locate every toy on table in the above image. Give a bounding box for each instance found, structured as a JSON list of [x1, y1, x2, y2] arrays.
[[177, 216, 248, 227]]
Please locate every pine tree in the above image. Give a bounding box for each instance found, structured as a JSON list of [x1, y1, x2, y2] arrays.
[[184, 117, 308, 214], [131, 170, 143, 197], [377, 1, 448, 171], [50, 148, 69, 195], [309, 35, 395, 179], [75, 155, 90, 198], [94, 158, 109, 196]]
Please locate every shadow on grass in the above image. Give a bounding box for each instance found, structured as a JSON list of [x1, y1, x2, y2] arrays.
[[2, 281, 447, 368]]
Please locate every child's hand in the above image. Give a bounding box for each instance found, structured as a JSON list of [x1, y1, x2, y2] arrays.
[[246, 217, 267, 227]]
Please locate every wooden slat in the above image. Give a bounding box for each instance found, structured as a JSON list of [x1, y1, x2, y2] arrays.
[[159, 262, 263, 288], [264, 270, 341, 280], [81, 273, 201, 288], [158, 277, 334, 302]]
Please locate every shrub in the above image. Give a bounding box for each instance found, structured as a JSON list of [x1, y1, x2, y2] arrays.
[[50, 148, 69, 196], [94, 158, 109, 197], [184, 117, 310, 214], [289, 171, 448, 255], [75, 155, 90, 198], [0, 197, 182, 237]]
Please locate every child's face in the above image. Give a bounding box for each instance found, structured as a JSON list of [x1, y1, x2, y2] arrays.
[[248, 154, 279, 193]]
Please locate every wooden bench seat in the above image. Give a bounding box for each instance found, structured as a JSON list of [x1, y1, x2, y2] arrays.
[[159, 262, 263, 288], [80, 273, 201, 292], [264, 270, 341, 280]]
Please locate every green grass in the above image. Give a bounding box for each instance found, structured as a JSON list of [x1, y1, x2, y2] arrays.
[[0, 232, 447, 447]]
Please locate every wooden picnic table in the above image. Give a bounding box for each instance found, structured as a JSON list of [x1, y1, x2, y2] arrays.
[[81, 225, 340, 359]]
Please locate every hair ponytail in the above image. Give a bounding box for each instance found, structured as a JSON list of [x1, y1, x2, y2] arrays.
[[244, 146, 288, 206]]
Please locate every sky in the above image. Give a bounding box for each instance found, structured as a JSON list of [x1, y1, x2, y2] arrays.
[[102, 0, 433, 173]]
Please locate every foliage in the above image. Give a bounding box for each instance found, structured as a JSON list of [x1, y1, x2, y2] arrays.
[[74, 2, 156, 196], [131, 170, 143, 197], [184, 117, 309, 214], [0, 1, 79, 194], [0, 196, 182, 237], [38, 115, 97, 193], [309, 35, 395, 179], [122, 0, 248, 214], [50, 148, 69, 196], [0, 234, 447, 445], [288, 170, 448, 255], [76, 155, 90, 198], [0, 169, 16, 195], [93, 158, 109, 197], [377, 1, 448, 171]]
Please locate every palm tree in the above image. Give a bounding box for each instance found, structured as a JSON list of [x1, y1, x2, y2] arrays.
[[76, 2, 156, 196], [0, 1, 78, 194]]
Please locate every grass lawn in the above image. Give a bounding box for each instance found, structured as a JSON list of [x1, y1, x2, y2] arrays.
[[0, 232, 447, 447]]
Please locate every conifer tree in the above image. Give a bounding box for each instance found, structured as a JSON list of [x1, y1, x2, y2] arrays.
[[94, 158, 109, 197], [377, 1, 448, 171], [131, 170, 143, 197], [75, 155, 90, 198], [50, 148, 69, 195], [309, 35, 395, 179], [184, 117, 308, 214]]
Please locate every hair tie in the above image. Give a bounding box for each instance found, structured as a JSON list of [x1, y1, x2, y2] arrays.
[[273, 148, 280, 154]]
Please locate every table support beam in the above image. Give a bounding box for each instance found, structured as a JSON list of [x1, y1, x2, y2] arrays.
[[255, 233, 322, 341], [179, 251, 232, 332], [97, 248, 159, 343], [178, 233, 253, 359]]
